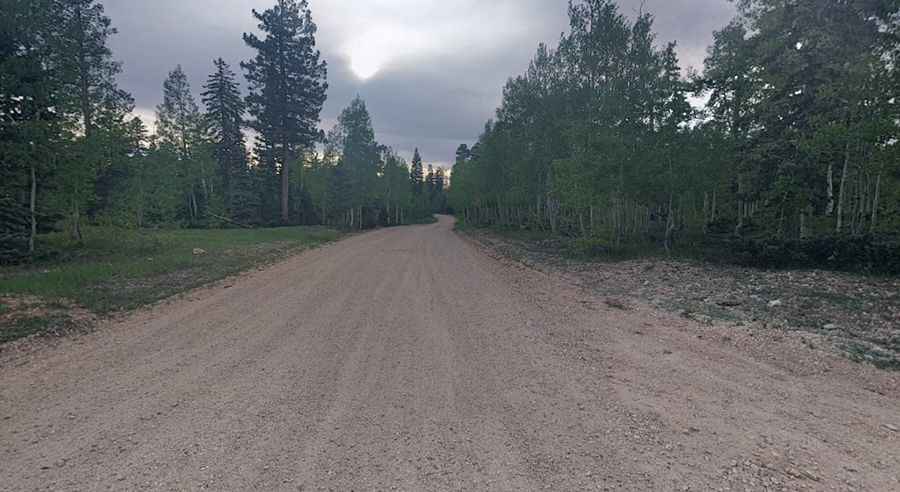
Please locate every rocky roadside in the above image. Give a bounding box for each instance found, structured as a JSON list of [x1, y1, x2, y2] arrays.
[[463, 229, 900, 371]]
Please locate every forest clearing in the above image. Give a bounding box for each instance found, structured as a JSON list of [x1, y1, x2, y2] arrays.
[[0, 225, 340, 344]]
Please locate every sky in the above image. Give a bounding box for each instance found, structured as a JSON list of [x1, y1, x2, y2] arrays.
[[104, 0, 736, 168]]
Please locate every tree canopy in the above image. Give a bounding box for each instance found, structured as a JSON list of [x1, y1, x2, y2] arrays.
[[3, 0, 898, 272], [449, 0, 900, 268]]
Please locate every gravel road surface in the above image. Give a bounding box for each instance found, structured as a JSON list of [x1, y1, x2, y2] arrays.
[[2, 216, 898, 490]]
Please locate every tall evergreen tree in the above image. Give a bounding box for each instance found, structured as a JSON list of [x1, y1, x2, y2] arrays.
[[242, 0, 327, 224], [52, 0, 133, 240], [0, 0, 59, 256], [202, 58, 247, 218], [54, 0, 130, 137], [455, 144, 470, 165], [728, 0, 896, 237], [410, 148, 424, 194]]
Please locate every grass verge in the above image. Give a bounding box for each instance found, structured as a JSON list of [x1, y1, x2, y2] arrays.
[[0, 226, 342, 344]]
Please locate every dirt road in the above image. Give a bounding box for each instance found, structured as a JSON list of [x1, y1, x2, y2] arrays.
[[2, 216, 898, 490]]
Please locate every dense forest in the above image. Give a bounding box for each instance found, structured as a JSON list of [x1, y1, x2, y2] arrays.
[[0, 0, 446, 262], [4, 0, 900, 272], [449, 0, 900, 271]]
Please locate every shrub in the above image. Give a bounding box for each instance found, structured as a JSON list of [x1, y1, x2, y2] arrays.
[[707, 235, 900, 275], [0, 196, 30, 264]]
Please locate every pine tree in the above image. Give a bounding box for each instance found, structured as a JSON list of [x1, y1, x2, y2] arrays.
[[202, 58, 247, 218], [0, 0, 59, 257], [242, 0, 327, 224], [410, 148, 424, 194], [726, 0, 894, 237], [54, 0, 130, 137], [52, 0, 133, 240], [454, 144, 470, 165]]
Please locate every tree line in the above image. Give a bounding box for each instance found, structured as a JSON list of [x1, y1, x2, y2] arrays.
[[1, 0, 446, 262], [449, 0, 900, 268]]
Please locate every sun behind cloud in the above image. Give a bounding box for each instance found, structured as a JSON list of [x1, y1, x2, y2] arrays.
[[349, 56, 382, 80], [342, 24, 434, 81]]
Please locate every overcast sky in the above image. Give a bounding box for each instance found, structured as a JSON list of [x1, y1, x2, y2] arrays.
[[104, 0, 735, 167]]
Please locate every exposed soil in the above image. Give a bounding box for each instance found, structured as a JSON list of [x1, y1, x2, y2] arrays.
[[0, 296, 95, 345], [467, 230, 900, 370], [1, 216, 898, 490]]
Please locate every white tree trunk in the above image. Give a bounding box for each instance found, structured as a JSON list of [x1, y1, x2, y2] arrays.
[[870, 172, 881, 234], [835, 142, 851, 234], [29, 162, 36, 254]]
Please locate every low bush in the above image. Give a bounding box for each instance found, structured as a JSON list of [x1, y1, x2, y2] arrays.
[[0, 196, 30, 264], [708, 235, 900, 275]]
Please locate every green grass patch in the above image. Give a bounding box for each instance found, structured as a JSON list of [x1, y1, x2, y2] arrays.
[[0, 313, 73, 344], [797, 288, 865, 312], [406, 215, 439, 225], [467, 225, 679, 262], [0, 225, 342, 343]]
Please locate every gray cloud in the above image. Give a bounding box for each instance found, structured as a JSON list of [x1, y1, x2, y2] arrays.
[[104, 0, 735, 167]]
